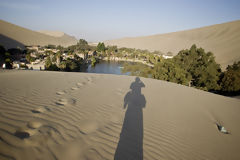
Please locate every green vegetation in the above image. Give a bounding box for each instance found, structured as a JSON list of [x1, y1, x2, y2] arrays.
[[65, 41, 164, 66], [77, 39, 90, 52], [121, 44, 240, 96], [152, 59, 191, 86], [26, 53, 35, 63], [0, 45, 13, 69], [122, 63, 152, 78], [97, 42, 106, 52], [45, 56, 59, 71], [66, 39, 94, 55], [91, 56, 97, 66], [44, 51, 85, 72], [1, 41, 239, 96], [34, 41, 240, 96], [108, 47, 164, 65], [220, 61, 240, 95], [43, 39, 96, 71], [4, 57, 12, 69], [173, 44, 221, 90]]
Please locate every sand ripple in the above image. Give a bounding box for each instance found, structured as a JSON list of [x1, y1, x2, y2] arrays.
[[0, 71, 240, 160]]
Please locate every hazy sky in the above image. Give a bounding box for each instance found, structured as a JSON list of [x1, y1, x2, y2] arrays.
[[0, 0, 240, 42]]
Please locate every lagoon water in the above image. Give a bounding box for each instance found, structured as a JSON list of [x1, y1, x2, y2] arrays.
[[87, 61, 130, 75]]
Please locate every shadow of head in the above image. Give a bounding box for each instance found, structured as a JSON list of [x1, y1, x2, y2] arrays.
[[130, 77, 145, 95], [135, 77, 140, 82]]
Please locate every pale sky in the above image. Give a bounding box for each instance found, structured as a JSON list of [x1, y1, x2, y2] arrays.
[[0, 0, 240, 42]]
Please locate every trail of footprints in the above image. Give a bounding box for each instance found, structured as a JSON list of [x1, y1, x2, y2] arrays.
[[14, 76, 98, 141], [14, 121, 42, 139], [31, 106, 50, 113], [55, 76, 94, 106], [10, 75, 126, 159], [13, 74, 122, 160]]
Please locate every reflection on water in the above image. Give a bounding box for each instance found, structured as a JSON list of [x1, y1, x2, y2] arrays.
[[86, 61, 130, 75]]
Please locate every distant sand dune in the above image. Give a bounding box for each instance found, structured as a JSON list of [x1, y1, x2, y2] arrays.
[[38, 30, 65, 37], [0, 20, 78, 49], [0, 70, 240, 160], [105, 20, 240, 69]]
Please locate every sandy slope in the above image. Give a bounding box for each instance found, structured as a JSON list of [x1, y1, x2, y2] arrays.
[[105, 20, 240, 69], [0, 20, 78, 49], [0, 70, 240, 160], [38, 30, 65, 37]]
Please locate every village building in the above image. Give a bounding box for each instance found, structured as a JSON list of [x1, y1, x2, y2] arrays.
[[162, 55, 173, 59]]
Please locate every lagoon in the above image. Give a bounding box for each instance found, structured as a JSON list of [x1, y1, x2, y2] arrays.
[[86, 60, 130, 75]]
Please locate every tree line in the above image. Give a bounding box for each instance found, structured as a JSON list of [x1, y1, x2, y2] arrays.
[[122, 44, 240, 96], [1, 42, 239, 96]]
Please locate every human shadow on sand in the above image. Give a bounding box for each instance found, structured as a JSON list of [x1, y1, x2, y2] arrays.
[[114, 77, 146, 160]]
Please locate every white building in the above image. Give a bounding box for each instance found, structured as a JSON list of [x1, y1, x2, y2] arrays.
[[162, 55, 173, 59]]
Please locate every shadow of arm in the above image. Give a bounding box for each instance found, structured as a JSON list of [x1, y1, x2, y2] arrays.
[[124, 91, 131, 109]]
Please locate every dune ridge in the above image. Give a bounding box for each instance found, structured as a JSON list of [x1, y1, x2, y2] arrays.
[[0, 20, 78, 49], [0, 70, 240, 160], [105, 20, 240, 69]]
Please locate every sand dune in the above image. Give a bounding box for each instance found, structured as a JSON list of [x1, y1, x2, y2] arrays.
[[105, 20, 240, 69], [0, 70, 240, 160], [0, 20, 78, 49], [38, 30, 65, 37]]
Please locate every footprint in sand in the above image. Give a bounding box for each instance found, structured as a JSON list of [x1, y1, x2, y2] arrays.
[[86, 77, 93, 83], [77, 82, 86, 87], [31, 106, 50, 113], [56, 91, 66, 95], [14, 128, 34, 139], [14, 121, 42, 139], [56, 98, 68, 105], [56, 98, 76, 106], [71, 87, 78, 90]]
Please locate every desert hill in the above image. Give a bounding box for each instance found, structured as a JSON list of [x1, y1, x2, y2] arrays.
[[0, 70, 239, 160], [105, 20, 240, 69], [38, 30, 65, 37], [0, 20, 78, 49]]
